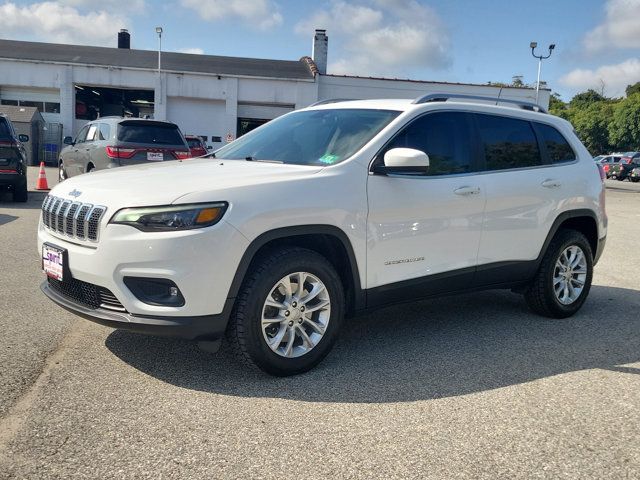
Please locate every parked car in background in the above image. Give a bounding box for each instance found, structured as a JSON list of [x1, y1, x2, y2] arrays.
[[615, 152, 640, 181], [185, 135, 207, 157], [0, 113, 29, 202], [597, 154, 624, 178], [628, 165, 640, 182], [58, 117, 190, 181]]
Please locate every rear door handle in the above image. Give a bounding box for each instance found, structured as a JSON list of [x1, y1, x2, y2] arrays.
[[541, 179, 562, 188], [454, 186, 481, 196]]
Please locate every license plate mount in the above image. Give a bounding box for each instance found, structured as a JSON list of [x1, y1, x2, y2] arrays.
[[42, 243, 66, 281]]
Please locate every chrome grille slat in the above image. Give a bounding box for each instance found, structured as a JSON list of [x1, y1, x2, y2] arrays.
[[41, 195, 106, 243]]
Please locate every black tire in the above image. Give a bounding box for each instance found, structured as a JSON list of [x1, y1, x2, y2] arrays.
[[12, 177, 28, 202], [524, 229, 593, 318], [86, 164, 94, 173], [631, 178, 639, 183], [226, 247, 345, 376]]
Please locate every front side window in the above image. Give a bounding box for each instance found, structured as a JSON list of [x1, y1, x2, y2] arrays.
[[475, 114, 542, 170], [380, 112, 474, 175], [215, 109, 400, 166], [536, 123, 576, 163], [75, 125, 89, 144]]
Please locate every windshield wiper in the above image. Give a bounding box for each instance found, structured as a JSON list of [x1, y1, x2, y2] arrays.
[[245, 156, 283, 164]]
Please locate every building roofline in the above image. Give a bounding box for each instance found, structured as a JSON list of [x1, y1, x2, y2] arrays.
[[320, 73, 551, 91]]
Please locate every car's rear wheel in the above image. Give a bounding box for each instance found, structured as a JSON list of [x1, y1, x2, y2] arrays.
[[226, 247, 345, 376], [12, 177, 28, 202], [631, 178, 639, 183], [524, 229, 593, 318]]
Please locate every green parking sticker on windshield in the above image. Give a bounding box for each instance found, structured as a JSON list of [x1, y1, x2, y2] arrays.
[[319, 154, 339, 164]]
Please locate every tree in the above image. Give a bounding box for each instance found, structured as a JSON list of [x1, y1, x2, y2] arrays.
[[626, 82, 640, 97], [571, 102, 614, 154], [569, 89, 607, 108], [548, 92, 569, 119], [609, 93, 640, 150]]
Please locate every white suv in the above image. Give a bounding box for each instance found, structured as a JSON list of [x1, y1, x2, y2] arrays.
[[38, 94, 607, 376]]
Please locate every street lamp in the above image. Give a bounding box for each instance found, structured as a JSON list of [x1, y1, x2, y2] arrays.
[[155, 26, 163, 73], [530, 42, 555, 105]]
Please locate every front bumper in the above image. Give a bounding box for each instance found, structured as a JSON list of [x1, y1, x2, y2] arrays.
[[42, 280, 229, 340]]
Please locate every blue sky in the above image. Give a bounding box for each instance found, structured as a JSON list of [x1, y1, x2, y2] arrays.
[[1, 0, 639, 99]]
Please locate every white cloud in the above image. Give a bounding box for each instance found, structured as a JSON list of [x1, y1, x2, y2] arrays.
[[584, 0, 640, 52], [177, 47, 204, 54], [180, 0, 282, 30], [295, 0, 451, 76], [559, 58, 640, 97], [0, 2, 128, 46], [60, 0, 146, 14]]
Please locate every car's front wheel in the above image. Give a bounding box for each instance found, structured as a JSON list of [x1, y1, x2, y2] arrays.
[[524, 229, 593, 318], [226, 247, 345, 376], [12, 177, 28, 202]]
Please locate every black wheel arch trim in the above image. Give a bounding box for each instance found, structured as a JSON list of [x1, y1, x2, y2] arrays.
[[535, 209, 601, 266], [226, 225, 365, 312]]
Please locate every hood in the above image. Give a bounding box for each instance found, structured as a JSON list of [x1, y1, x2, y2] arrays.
[[49, 158, 323, 208]]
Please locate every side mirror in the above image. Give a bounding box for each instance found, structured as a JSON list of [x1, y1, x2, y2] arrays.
[[373, 148, 430, 175], [63, 136, 74, 145], [18, 134, 29, 142]]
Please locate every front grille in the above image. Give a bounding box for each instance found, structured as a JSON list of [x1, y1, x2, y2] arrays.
[[41, 195, 106, 242], [48, 277, 126, 312]]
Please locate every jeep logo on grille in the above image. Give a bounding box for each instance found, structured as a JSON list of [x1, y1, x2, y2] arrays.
[[69, 189, 82, 198]]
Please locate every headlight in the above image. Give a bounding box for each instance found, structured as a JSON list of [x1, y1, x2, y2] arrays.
[[110, 202, 227, 232]]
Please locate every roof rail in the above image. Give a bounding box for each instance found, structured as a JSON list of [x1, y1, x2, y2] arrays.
[[411, 93, 547, 113], [308, 98, 355, 107]]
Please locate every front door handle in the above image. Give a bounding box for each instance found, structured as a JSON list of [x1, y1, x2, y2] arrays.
[[454, 186, 481, 196], [541, 179, 562, 188]]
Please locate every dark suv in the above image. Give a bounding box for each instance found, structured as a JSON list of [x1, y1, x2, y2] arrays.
[[615, 152, 640, 181], [0, 114, 29, 202], [58, 117, 190, 181]]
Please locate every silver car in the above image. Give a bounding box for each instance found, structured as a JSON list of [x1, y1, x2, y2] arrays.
[[58, 117, 190, 181]]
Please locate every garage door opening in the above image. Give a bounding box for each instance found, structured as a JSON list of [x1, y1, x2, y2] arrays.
[[74, 85, 154, 121]]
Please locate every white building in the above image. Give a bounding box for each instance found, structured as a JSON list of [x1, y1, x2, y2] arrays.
[[0, 29, 549, 161]]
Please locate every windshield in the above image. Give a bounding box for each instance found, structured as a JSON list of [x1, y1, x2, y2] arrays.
[[214, 108, 400, 166]]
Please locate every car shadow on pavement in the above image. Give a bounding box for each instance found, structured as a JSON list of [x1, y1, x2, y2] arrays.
[[105, 285, 640, 403], [0, 190, 47, 209]]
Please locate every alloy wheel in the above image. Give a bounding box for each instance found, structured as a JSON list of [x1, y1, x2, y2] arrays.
[[553, 245, 588, 305], [261, 272, 331, 358]]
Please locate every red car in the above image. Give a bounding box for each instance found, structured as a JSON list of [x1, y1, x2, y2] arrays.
[[185, 135, 207, 158]]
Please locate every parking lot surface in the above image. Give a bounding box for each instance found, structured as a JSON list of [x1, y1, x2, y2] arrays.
[[0, 167, 638, 479]]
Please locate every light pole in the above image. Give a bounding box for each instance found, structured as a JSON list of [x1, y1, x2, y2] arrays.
[[155, 26, 163, 73], [530, 42, 555, 105]]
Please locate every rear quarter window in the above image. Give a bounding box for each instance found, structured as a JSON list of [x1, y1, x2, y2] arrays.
[[536, 123, 576, 163], [118, 123, 184, 145], [475, 114, 542, 170]]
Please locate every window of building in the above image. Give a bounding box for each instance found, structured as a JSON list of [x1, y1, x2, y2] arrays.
[[475, 114, 542, 170], [0, 99, 19, 106], [44, 102, 61, 113], [382, 112, 474, 175], [19, 100, 45, 111], [536, 123, 576, 164]]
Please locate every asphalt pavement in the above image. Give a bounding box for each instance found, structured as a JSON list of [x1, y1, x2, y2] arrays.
[[0, 166, 638, 479]]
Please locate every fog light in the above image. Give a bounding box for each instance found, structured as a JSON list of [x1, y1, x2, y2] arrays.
[[123, 277, 185, 307]]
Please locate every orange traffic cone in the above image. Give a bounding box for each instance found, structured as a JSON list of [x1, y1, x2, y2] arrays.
[[35, 162, 49, 190]]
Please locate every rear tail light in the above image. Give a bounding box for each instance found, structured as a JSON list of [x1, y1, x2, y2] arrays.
[[0, 140, 17, 147], [106, 146, 136, 159], [173, 150, 190, 160], [596, 163, 606, 182]]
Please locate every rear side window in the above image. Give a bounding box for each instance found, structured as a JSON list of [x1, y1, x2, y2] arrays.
[[98, 123, 111, 140], [536, 123, 575, 163], [118, 123, 184, 145], [85, 124, 99, 142], [0, 119, 11, 140], [383, 112, 473, 175], [475, 114, 542, 170]]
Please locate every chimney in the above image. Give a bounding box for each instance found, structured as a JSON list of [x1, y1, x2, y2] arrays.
[[118, 29, 130, 49], [312, 29, 328, 75]]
